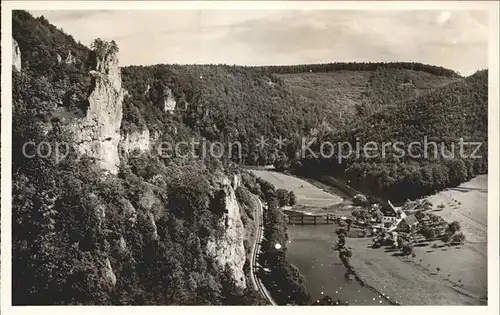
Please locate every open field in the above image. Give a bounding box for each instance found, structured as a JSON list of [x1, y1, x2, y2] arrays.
[[425, 175, 487, 243], [346, 237, 483, 305], [415, 174, 488, 299], [411, 240, 487, 300], [250, 170, 343, 209]]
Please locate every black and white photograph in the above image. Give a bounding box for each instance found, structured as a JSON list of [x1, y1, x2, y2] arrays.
[[1, 0, 499, 312]]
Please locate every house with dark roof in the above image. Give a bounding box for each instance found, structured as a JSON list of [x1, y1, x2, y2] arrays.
[[396, 214, 419, 232], [380, 200, 401, 228]]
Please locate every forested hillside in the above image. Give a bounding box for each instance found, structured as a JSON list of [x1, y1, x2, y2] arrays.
[[275, 68, 460, 128], [296, 70, 488, 202], [12, 10, 270, 305], [121, 62, 462, 167]]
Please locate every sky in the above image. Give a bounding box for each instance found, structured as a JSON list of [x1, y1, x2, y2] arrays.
[[30, 10, 489, 76]]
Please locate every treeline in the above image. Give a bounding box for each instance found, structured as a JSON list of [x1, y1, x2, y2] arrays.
[[255, 62, 461, 78]]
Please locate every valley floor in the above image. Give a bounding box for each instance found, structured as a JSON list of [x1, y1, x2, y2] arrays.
[[251, 169, 488, 305], [347, 175, 488, 305], [347, 237, 486, 305], [250, 170, 343, 208]]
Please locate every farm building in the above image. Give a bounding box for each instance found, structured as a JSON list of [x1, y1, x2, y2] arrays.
[[396, 214, 419, 232]]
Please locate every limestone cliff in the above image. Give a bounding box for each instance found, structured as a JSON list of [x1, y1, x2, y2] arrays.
[[120, 128, 151, 156], [60, 40, 247, 291], [207, 174, 247, 289], [12, 38, 21, 71], [64, 42, 124, 174], [120, 128, 161, 157], [147, 84, 177, 111], [160, 87, 177, 112]]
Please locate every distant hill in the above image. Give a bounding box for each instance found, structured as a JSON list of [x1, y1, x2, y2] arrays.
[[297, 70, 488, 202]]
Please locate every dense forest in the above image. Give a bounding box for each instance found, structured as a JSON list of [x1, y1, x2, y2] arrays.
[[12, 10, 261, 305], [12, 10, 312, 306], [120, 62, 463, 168], [120, 59, 486, 203], [11, 9, 488, 305], [254, 61, 461, 78]]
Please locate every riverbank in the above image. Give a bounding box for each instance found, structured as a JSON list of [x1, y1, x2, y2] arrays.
[[287, 224, 390, 305]]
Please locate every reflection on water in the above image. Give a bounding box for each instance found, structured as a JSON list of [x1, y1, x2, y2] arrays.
[[286, 224, 389, 305]]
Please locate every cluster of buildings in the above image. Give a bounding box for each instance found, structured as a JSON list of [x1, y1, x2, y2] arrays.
[[370, 200, 419, 234]]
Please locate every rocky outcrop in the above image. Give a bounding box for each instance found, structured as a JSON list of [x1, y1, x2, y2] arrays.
[[64, 41, 124, 174], [65, 50, 75, 64], [160, 87, 177, 112], [148, 84, 177, 111], [120, 128, 151, 156], [207, 174, 247, 289], [12, 38, 21, 71], [147, 212, 159, 241], [120, 198, 137, 224], [104, 257, 117, 287]]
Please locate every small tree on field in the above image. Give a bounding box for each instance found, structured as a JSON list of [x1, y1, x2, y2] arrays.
[[446, 221, 461, 234], [442, 233, 451, 243], [277, 189, 289, 207], [401, 242, 413, 257], [288, 191, 297, 206], [452, 232, 466, 245]]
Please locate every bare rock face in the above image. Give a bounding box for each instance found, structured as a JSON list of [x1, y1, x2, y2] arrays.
[[104, 257, 117, 287], [65, 50, 75, 64], [206, 174, 246, 289], [12, 38, 21, 71], [120, 128, 151, 157], [64, 41, 124, 174], [160, 87, 177, 112]]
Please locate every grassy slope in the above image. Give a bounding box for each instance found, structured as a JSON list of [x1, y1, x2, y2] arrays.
[[276, 68, 459, 129]]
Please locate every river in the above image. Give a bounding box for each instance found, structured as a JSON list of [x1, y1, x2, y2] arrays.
[[286, 224, 390, 305]]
